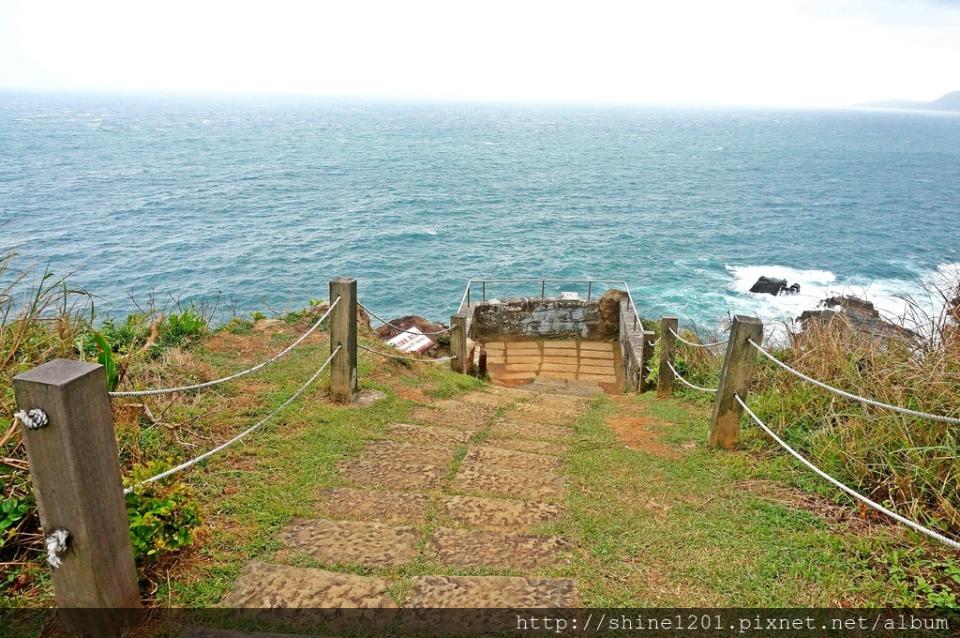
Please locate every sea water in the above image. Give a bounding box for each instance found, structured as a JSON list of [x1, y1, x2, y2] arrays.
[[2, 93, 959, 334]]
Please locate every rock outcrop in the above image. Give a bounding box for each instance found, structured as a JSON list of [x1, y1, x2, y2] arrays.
[[749, 276, 800, 296], [798, 295, 915, 340], [374, 315, 447, 346]]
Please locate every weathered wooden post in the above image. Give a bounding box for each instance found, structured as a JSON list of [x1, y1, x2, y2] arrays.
[[329, 277, 358, 402], [639, 330, 657, 393], [709, 315, 764, 448], [12, 360, 141, 629], [449, 312, 468, 374], [657, 316, 678, 397]]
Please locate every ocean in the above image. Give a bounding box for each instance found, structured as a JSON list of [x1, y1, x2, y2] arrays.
[[2, 93, 959, 335]]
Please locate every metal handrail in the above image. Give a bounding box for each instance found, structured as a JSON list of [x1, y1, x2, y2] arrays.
[[455, 278, 644, 329]]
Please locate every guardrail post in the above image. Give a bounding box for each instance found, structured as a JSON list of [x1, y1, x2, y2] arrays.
[[657, 316, 678, 397], [709, 315, 763, 448], [329, 277, 358, 401], [12, 360, 141, 630], [639, 330, 657, 393], [450, 312, 468, 373]]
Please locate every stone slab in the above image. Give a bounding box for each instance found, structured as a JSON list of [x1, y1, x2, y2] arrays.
[[452, 460, 564, 501], [440, 494, 561, 529], [278, 518, 419, 568], [506, 354, 543, 365], [339, 458, 445, 490], [317, 487, 430, 524], [505, 363, 540, 373], [408, 407, 487, 431], [465, 445, 563, 471], [427, 528, 568, 569], [359, 440, 455, 465], [220, 562, 396, 608], [405, 575, 579, 607], [541, 341, 577, 350], [578, 373, 617, 383], [485, 437, 566, 456], [386, 422, 471, 446], [540, 362, 579, 373], [579, 350, 615, 361], [490, 420, 573, 441]]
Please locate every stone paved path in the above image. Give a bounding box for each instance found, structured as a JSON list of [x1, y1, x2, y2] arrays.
[[220, 382, 589, 610]]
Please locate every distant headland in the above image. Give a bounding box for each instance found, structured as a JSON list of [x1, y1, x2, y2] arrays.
[[855, 90, 960, 112]]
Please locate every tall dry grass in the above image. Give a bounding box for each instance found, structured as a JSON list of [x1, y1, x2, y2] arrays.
[[677, 282, 960, 538]]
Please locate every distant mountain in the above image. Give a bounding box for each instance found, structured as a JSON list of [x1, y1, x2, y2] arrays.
[[855, 90, 960, 112]]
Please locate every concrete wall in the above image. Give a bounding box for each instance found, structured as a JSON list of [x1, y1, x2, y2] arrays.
[[471, 296, 621, 341]]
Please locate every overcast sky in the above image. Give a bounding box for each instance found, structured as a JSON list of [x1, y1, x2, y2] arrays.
[[0, 0, 957, 107]]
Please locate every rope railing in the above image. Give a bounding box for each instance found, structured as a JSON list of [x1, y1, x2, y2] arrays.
[[123, 345, 341, 493], [669, 327, 727, 349], [735, 395, 960, 550], [666, 360, 718, 393], [358, 343, 456, 364], [358, 303, 452, 336], [109, 298, 341, 398], [748, 339, 960, 425]]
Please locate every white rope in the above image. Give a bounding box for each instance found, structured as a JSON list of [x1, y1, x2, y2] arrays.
[[735, 395, 960, 550], [358, 303, 451, 336], [666, 361, 718, 393], [650, 337, 661, 347], [110, 298, 340, 397], [748, 339, 960, 425], [14, 408, 48, 430], [45, 528, 69, 569], [669, 327, 727, 349], [123, 346, 340, 493], [358, 343, 456, 364]]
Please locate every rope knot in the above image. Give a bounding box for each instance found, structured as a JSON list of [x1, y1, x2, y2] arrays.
[[45, 528, 69, 569], [14, 408, 49, 430]]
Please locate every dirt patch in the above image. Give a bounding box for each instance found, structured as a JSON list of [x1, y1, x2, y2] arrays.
[[440, 494, 562, 530], [317, 487, 430, 524], [220, 561, 396, 609], [395, 386, 429, 403], [606, 416, 681, 459], [427, 527, 569, 569], [278, 518, 419, 568]]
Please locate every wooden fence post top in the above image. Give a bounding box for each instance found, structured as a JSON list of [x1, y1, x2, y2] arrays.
[[14, 358, 102, 387], [330, 276, 356, 284], [709, 314, 764, 449], [731, 314, 762, 327]]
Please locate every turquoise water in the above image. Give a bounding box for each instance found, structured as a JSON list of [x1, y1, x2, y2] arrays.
[[2, 93, 959, 331]]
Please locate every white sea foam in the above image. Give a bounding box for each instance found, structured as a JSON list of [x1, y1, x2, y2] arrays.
[[722, 263, 957, 339]]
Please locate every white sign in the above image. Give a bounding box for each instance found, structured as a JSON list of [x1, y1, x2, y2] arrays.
[[560, 291, 580, 300], [386, 326, 435, 353]]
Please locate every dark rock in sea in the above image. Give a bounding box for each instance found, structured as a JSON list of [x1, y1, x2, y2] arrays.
[[750, 276, 788, 295], [798, 295, 916, 340]]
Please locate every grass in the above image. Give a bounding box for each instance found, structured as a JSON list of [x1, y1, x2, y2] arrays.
[[557, 392, 956, 607]]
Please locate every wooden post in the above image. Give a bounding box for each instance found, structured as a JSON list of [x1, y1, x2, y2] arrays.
[[709, 315, 764, 448], [657, 316, 678, 397], [450, 313, 468, 373], [329, 277, 358, 402], [12, 360, 141, 623], [639, 330, 657, 393]]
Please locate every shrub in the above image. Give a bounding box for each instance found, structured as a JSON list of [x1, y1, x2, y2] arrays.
[[221, 317, 254, 335], [158, 307, 207, 348], [124, 463, 201, 564]]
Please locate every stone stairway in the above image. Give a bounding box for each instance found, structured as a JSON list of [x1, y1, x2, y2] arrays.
[[217, 384, 585, 614]]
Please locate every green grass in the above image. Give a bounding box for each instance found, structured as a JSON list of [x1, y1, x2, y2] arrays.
[[555, 393, 947, 607]]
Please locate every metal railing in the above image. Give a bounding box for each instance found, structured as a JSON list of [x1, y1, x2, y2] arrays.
[[456, 278, 644, 330]]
